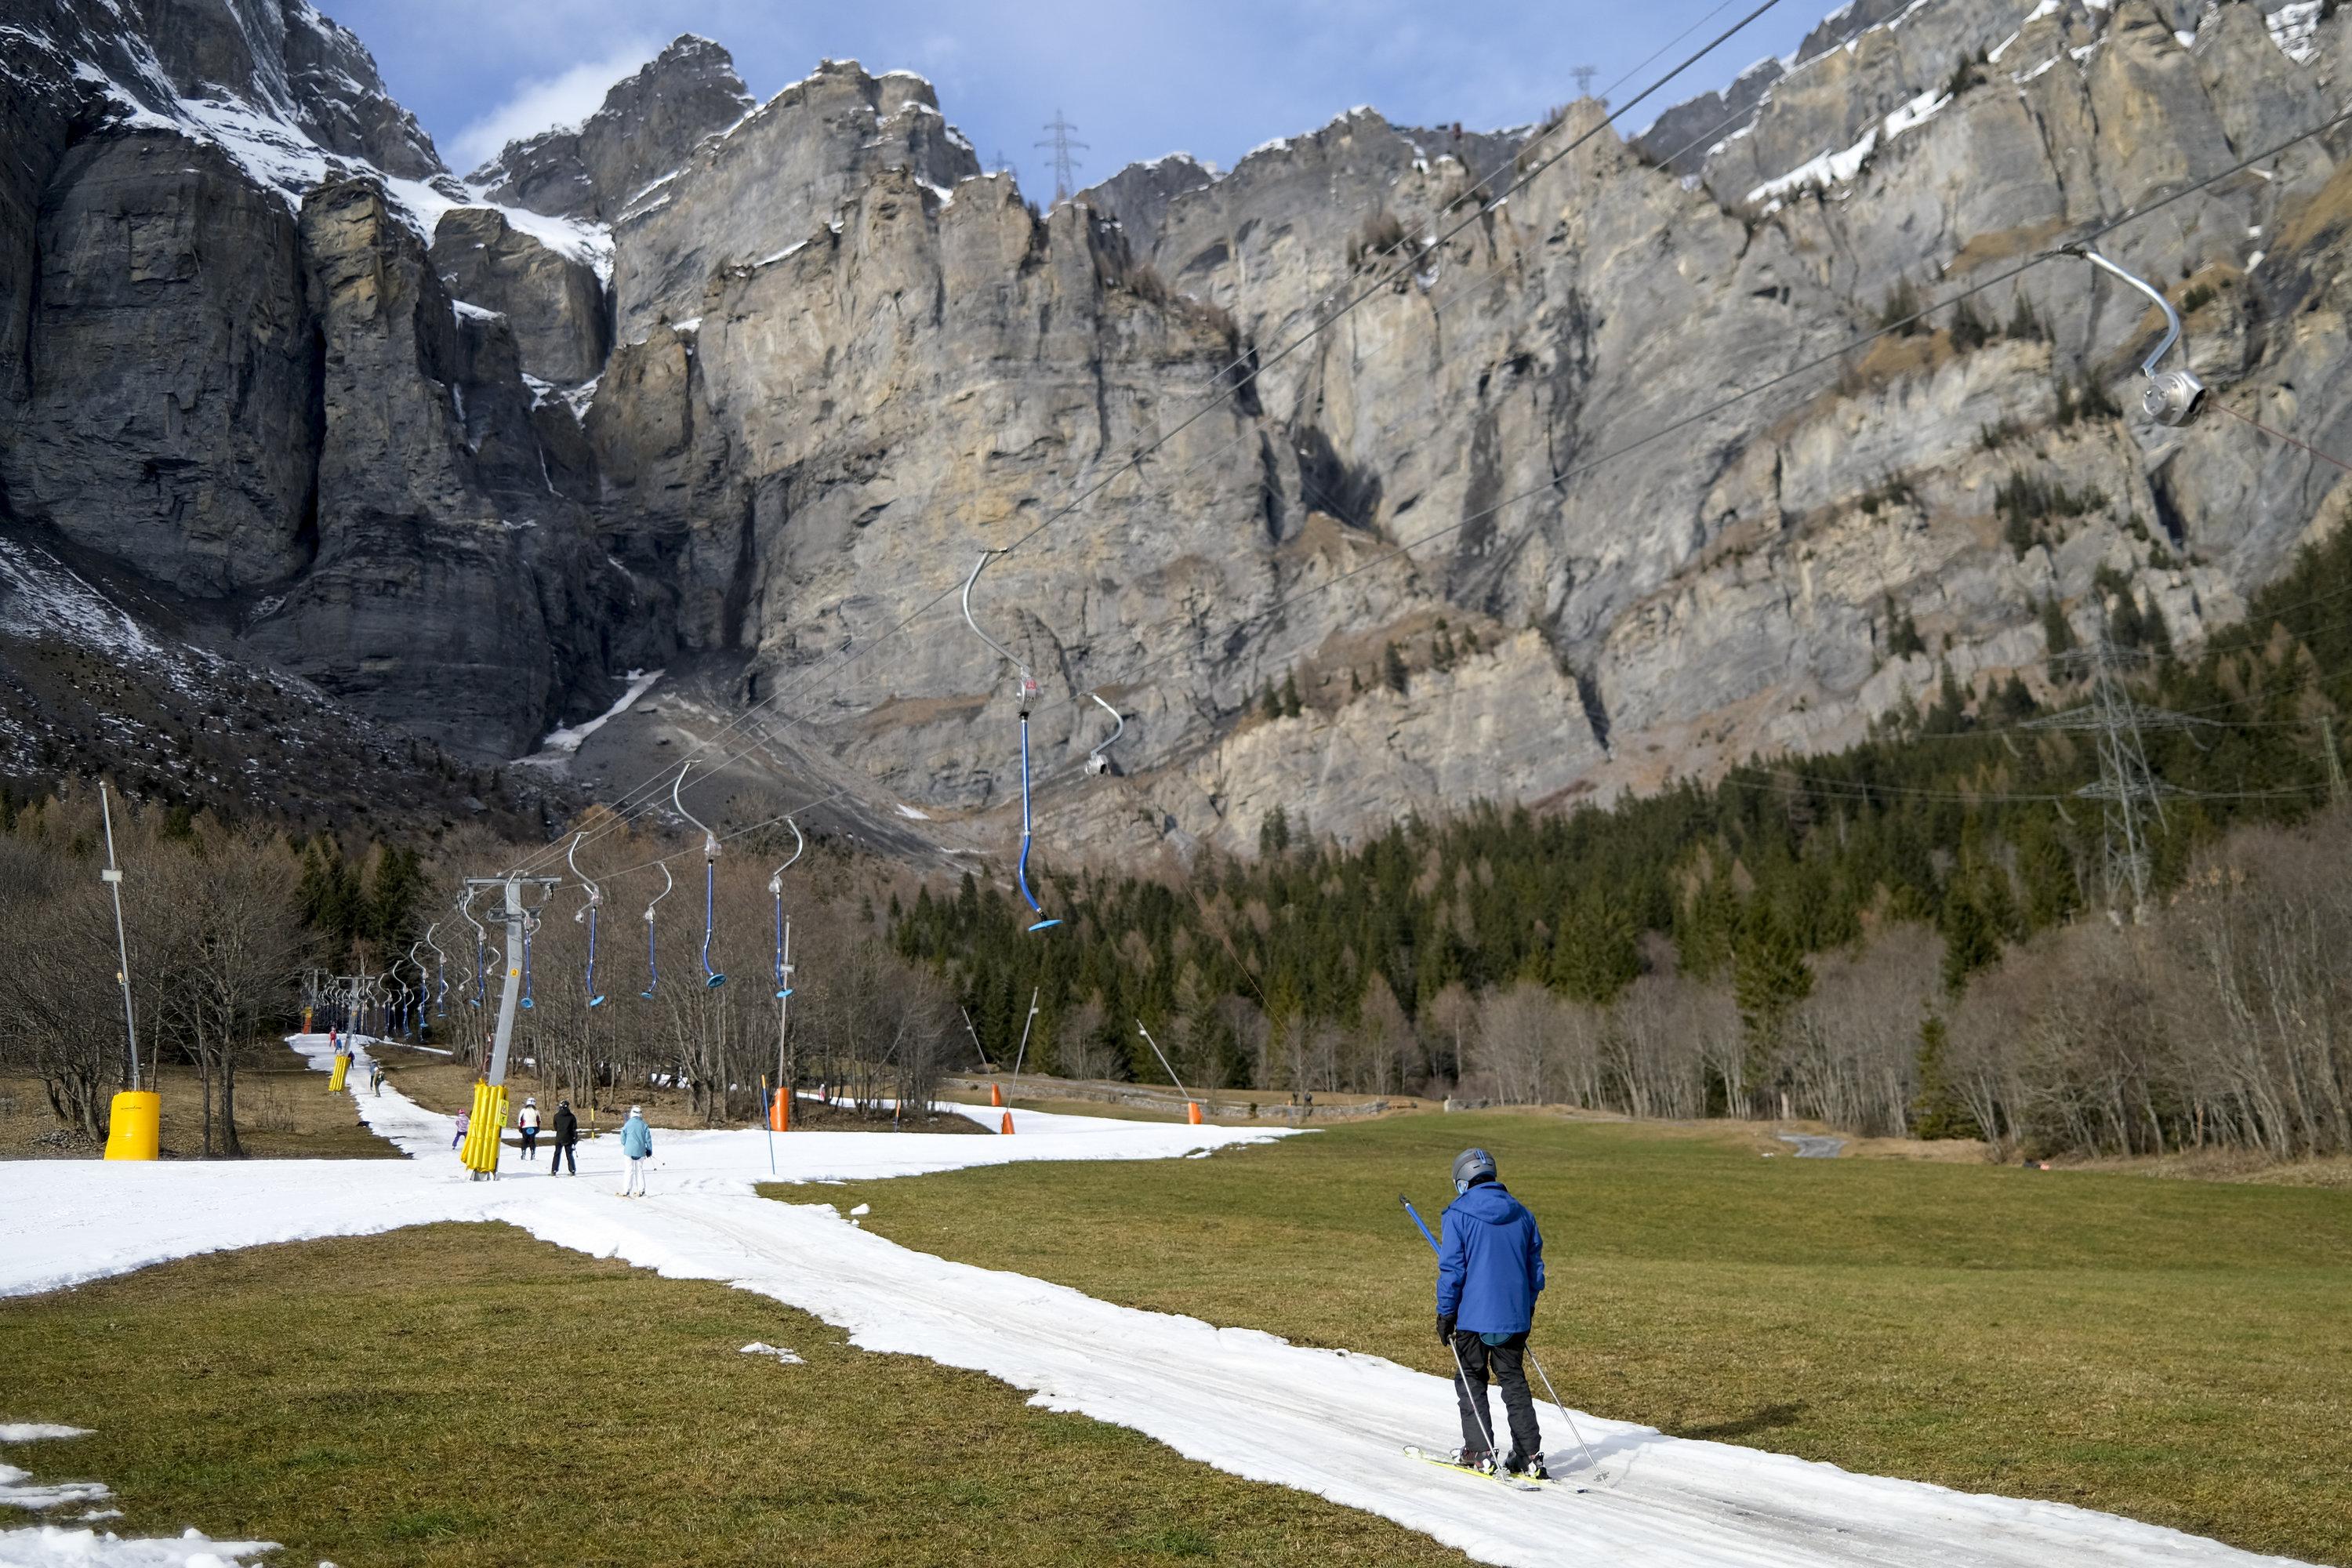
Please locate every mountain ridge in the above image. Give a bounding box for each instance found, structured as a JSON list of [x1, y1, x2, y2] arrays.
[[5, 0, 2350, 875]]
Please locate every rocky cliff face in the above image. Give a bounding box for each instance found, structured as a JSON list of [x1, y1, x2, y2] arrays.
[[0, 0, 633, 758], [8, 0, 2352, 877], [466, 34, 753, 222]]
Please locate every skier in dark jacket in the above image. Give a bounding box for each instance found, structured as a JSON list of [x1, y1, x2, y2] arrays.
[[548, 1100, 579, 1176], [1436, 1146, 1546, 1477]]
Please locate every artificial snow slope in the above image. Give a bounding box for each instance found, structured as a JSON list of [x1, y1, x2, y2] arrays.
[[0, 1039, 2314, 1568]]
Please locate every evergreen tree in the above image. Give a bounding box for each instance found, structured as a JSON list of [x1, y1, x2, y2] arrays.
[[1909, 1014, 1983, 1139]]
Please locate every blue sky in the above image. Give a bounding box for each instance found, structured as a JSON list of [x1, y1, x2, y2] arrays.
[[325, 0, 1831, 188]]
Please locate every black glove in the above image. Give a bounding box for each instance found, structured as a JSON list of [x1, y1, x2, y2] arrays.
[[1437, 1313, 1455, 1345]]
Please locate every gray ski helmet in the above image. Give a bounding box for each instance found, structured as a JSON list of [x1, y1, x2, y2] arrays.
[[1452, 1147, 1498, 1192]]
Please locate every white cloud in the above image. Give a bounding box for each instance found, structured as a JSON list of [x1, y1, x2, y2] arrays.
[[451, 38, 662, 172]]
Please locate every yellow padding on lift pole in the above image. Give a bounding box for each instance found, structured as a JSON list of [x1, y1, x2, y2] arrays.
[[460, 1080, 508, 1175], [328, 1052, 352, 1093], [103, 1091, 160, 1160]]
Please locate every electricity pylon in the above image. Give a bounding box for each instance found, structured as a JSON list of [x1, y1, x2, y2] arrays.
[[2026, 640, 2208, 920], [1036, 110, 1087, 204]]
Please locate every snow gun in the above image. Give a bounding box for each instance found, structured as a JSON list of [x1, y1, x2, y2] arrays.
[[1396, 1194, 1604, 1483]]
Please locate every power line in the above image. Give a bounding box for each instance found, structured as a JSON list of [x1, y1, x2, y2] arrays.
[[521, 29, 2352, 898], [503, 3, 1798, 882]]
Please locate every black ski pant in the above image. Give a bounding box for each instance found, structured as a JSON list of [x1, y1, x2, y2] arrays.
[[550, 1140, 575, 1174], [1452, 1330, 1541, 1460], [521, 1127, 539, 1159]]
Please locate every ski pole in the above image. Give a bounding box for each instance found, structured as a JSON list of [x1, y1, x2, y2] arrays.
[[1525, 1346, 1601, 1478]]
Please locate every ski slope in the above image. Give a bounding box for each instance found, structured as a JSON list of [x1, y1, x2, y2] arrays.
[[0, 1037, 2314, 1568]]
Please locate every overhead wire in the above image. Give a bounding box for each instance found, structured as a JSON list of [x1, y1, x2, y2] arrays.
[[518, 56, 1811, 884], [520, 27, 2352, 896], [498, 0, 1795, 881]]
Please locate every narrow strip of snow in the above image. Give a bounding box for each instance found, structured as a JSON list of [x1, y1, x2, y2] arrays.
[[0, 1462, 108, 1512], [1746, 84, 1948, 209], [0, 1429, 89, 1445], [535, 668, 663, 756], [0, 1525, 280, 1566], [0, 1038, 2316, 1568]]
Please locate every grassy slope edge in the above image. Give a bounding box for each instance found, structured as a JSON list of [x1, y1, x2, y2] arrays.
[[809, 1112, 2352, 1565]]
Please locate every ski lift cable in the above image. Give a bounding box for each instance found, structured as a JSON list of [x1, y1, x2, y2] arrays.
[[546, 183, 1620, 860], [530, 67, 2352, 885], [521, 210, 1553, 877], [509, 58, 1798, 886], [2213, 399, 2352, 476], [500, 4, 1793, 878], [1008, 104, 2352, 786]]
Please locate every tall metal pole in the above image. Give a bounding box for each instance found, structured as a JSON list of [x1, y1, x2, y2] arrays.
[[97, 782, 141, 1091], [487, 875, 524, 1087], [772, 915, 794, 1111], [1009, 987, 1040, 1101]]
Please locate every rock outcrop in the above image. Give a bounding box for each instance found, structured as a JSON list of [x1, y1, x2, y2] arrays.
[[430, 207, 611, 383], [466, 35, 753, 223], [606, 59, 981, 338]]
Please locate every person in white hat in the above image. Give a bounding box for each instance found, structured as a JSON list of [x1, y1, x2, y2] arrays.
[[619, 1105, 652, 1196]]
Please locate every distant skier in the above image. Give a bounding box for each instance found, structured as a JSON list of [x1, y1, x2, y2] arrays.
[[1436, 1147, 1547, 1479], [619, 1105, 652, 1196], [368, 1061, 385, 1096], [549, 1099, 579, 1176], [517, 1097, 541, 1160], [452, 1106, 470, 1152]]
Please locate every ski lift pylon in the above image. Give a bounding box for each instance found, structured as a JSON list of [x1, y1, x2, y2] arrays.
[[568, 832, 607, 1008], [961, 550, 1061, 933], [672, 764, 728, 988]]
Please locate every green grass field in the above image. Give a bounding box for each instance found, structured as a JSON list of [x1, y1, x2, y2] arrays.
[[804, 1112, 2352, 1566], [0, 1224, 1469, 1567]]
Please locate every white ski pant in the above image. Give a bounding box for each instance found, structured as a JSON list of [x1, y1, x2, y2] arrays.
[[623, 1156, 648, 1196]]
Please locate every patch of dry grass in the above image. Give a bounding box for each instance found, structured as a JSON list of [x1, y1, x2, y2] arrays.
[[819, 1112, 2352, 1565], [0, 1224, 1471, 1567], [0, 1058, 397, 1161]]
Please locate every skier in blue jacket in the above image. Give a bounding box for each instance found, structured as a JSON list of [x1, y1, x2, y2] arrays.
[[619, 1105, 653, 1197], [1436, 1146, 1546, 1477]]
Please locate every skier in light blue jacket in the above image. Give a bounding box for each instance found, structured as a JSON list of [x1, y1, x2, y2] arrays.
[[619, 1105, 653, 1197]]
